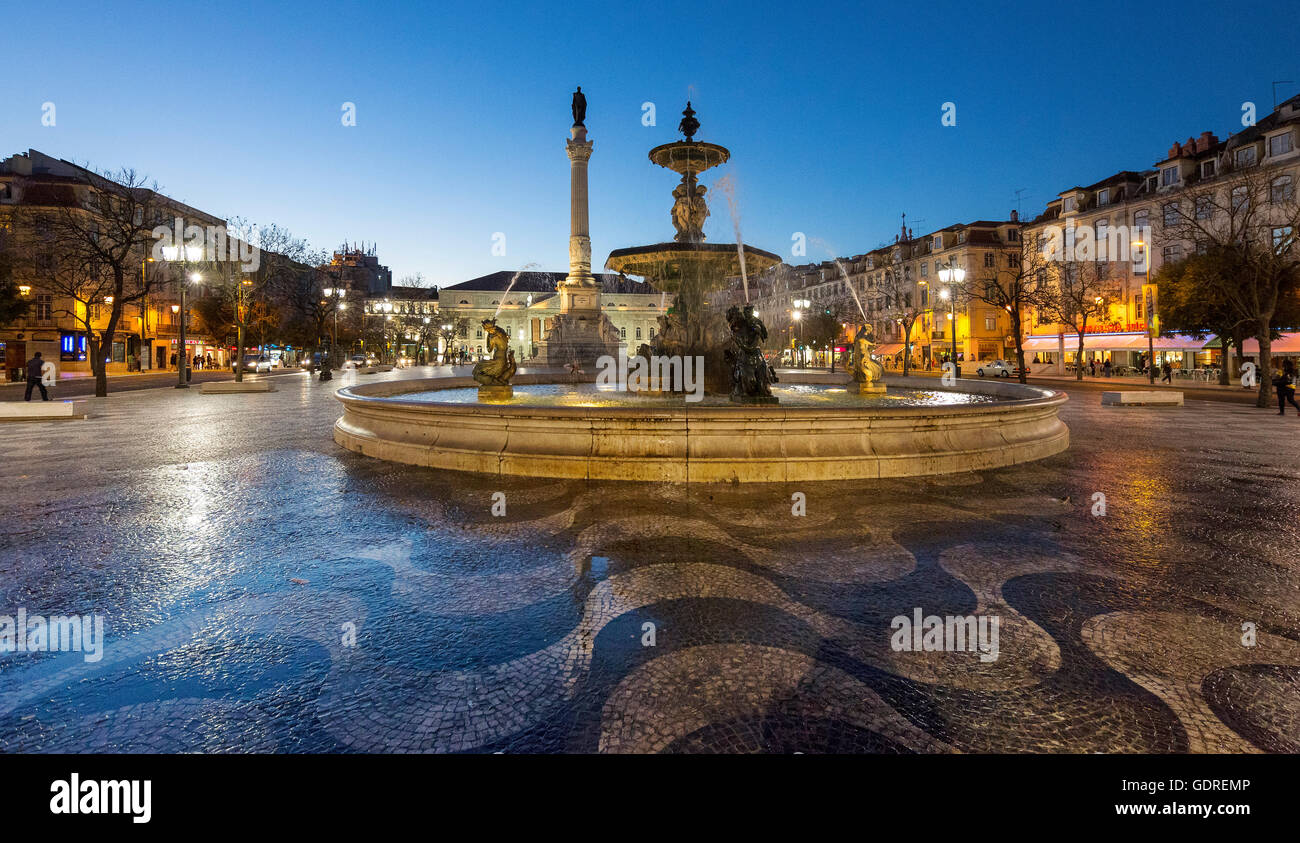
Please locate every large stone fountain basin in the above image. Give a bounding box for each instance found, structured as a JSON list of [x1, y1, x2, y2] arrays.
[[333, 374, 1068, 483], [604, 242, 782, 294]]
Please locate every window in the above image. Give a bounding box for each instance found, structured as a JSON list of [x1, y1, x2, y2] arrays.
[[983, 252, 995, 267], [932, 234, 942, 250], [635, 326, 642, 340], [1161, 245, 1181, 263], [475, 328, 483, 338], [920, 262, 927, 277], [1274, 226, 1295, 250], [984, 315, 997, 331], [1268, 133, 1293, 157], [1007, 228, 1020, 241], [1062, 196, 1077, 212], [649, 326, 655, 339], [1234, 146, 1257, 168], [619, 326, 626, 339], [1007, 253, 1017, 268], [1232, 186, 1249, 212], [1133, 209, 1150, 232], [1163, 202, 1180, 226], [1097, 188, 1110, 206], [1096, 219, 1109, 256], [1200, 160, 1216, 179], [1271, 175, 1293, 203], [1195, 195, 1212, 219], [36, 293, 52, 320], [1161, 166, 1179, 186]]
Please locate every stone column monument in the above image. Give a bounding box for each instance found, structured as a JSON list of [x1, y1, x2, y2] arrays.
[[561, 123, 598, 312], [541, 87, 622, 368]]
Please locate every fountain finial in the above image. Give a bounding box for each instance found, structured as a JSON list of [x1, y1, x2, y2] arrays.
[[678, 101, 699, 141]]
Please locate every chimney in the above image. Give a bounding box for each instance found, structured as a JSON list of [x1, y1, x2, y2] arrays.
[[1010, 209, 1019, 222], [1196, 131, 1218, 152], [1168, 142, 1182, 159]]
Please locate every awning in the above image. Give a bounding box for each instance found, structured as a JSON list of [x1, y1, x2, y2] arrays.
[[1021, 333, 1212, 351], [875, 342, 905, 355], [1242, 333, 1300, 353]]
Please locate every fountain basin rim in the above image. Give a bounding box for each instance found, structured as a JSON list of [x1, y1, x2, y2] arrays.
[[334, 374, 1067, 419]]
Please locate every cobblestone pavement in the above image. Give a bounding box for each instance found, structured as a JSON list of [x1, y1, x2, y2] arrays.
[[1, 369, 1297, 753]]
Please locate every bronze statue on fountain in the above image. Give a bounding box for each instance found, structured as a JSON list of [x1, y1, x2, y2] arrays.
[[725, 304, 778, 404], [847, 324, 886, 394], [472, 317, 517, 400]]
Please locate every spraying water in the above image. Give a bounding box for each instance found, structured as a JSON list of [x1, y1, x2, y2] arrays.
[[713, 174, 749, 303], [495, 262, 541, 318], [810, 237, 867, 322]]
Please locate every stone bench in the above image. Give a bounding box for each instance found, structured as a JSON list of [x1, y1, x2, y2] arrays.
[[1102, 390, 1183, 407], [199, 381, 277, 394], [0, 400, 91, 420]]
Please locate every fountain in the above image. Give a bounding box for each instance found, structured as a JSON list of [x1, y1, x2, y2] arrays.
[[605, 103, 781, 396], [331, 90, 1070, 482]]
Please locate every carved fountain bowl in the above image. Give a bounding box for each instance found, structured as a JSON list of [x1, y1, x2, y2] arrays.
[[604, 242, 782, 295], [648, 141, 730, 174]]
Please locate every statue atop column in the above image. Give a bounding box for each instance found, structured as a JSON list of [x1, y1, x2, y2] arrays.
[[571, 86, 586, 127]]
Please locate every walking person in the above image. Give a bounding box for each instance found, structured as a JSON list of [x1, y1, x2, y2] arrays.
[[24, 351, 50, 401], [1160, 360, 1173, 384], [1275, 361, 1300, 415]]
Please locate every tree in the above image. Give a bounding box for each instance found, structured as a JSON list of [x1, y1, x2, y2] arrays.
[[437, 316, 470, 363], [0, 227, 30, 325], [967, 235, 1048, 383], [16, 166, 172, 397], [1158, 163, 1300, 406], [1038, 258, 1119, 380], [875, 252, 926, 376], [1155, 249, 1255, 385]]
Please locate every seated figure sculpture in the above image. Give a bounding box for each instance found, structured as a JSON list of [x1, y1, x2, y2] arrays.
[[848, 324, 885, 393], [725, 304, 777, 403], [472, 317, 517, 388]]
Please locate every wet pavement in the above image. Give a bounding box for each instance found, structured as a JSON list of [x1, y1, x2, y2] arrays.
[[1, 367, 1297, 753]]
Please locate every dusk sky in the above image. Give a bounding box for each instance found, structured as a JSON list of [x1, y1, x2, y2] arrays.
[[5, 0, 1294, 283]]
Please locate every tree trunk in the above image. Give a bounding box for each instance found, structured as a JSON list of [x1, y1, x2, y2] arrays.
[[1257, 335, 1272, 408], [1218, 338, 1231, 386], [902, 333, 911, 377], [1076, 337, 1085, 381]]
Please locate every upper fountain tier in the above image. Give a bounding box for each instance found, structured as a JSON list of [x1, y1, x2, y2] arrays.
[[605, 102, 781, 295]]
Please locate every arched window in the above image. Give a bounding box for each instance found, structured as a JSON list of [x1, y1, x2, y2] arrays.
[[1271, 175, 1294, 203]]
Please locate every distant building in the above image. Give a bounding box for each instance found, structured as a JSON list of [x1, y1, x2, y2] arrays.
[[0, 149, 229, 378], [433, 270, 666, 361], [325, 244, 392, 297]]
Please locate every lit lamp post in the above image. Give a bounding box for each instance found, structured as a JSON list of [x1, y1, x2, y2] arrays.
[[161, 245, 203, 388], [792, 298, 810, 366], [322, 287, 346, 368], [1133, 238, 1156, 384], [937, 260, 966, 378]]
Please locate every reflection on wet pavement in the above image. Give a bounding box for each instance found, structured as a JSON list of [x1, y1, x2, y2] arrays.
[[0, 370, 1296, 753]]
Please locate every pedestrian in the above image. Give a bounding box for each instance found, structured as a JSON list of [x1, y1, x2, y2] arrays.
[[170, 352, 178, 369], [1103, 359, 1112, 378], [1161, 361, 1173, 383], [24, 351, 50, 401], [1274, 361, 1300, 415]]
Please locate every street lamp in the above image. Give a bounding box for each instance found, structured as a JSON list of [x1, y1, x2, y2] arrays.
[[937, 260, 966, 377], [1133, 238, 1156, 384], [159, 244, 203, 388], [322, 287, 346, 369]]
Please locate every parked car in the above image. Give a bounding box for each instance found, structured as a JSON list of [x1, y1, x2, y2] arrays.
[[343, 354, 371, 369], [975, 359, 1023, 378], [232, 354, 272, 373]]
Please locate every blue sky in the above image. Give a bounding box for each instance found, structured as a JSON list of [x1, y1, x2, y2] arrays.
[[4, 0, 1295, 284]]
